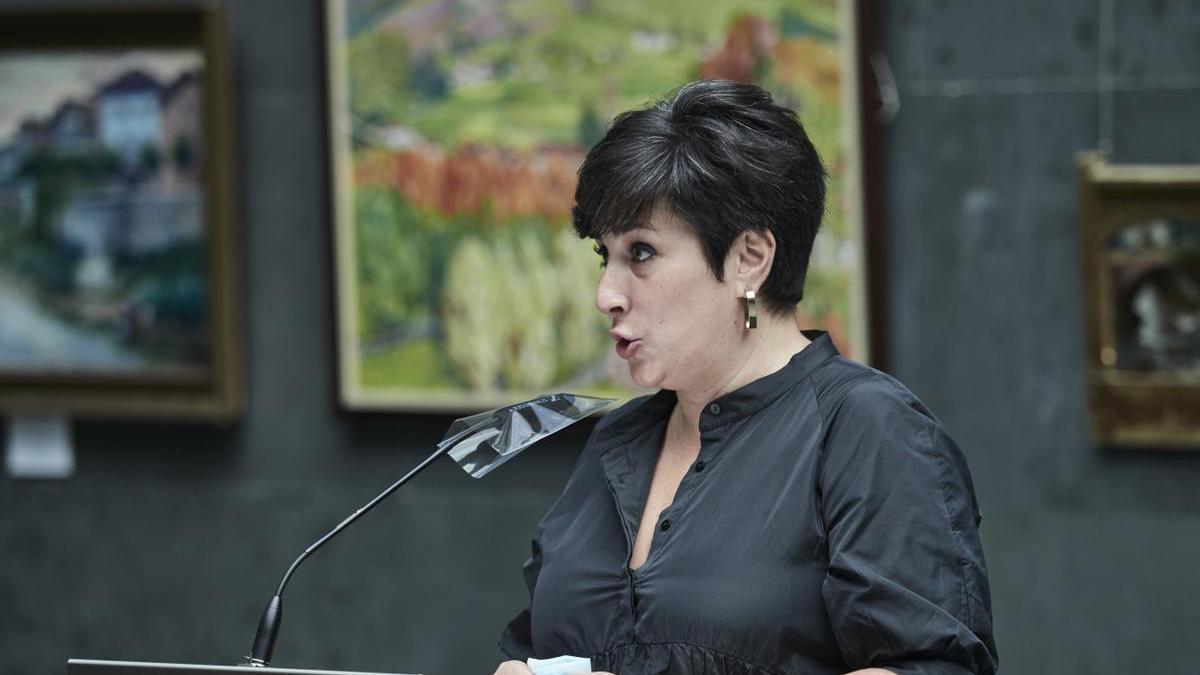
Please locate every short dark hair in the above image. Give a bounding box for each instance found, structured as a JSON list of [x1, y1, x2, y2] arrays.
[[572, 79, 827, 316]]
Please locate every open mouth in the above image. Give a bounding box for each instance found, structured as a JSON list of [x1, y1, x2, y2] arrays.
[[615, 337, 640, 359]]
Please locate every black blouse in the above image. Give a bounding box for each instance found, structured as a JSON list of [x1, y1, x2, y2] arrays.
[[500, 333, 997, 674]]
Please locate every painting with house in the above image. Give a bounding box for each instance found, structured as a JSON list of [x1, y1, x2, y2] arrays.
[[0, 50, 209, 376]]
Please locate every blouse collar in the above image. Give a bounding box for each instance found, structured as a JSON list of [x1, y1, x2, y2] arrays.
[[596, 330, 839, 450]]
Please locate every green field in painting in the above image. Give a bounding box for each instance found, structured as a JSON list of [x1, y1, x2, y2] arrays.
[[358, 338, 451, 390], [358, 337, 641, 402], [381, 1, 841, 152]]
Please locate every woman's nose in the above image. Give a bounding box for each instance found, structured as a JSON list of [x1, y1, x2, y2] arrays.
[[595, 268, 627, 316]]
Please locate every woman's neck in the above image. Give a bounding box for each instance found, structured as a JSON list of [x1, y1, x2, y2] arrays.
[[669, 313, 811, 446]]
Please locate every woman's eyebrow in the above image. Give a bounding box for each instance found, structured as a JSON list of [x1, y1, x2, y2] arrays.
[[619, 225, 656, 240]]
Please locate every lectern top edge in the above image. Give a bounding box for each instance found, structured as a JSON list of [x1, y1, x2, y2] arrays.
[[67, 659, 420, 675]]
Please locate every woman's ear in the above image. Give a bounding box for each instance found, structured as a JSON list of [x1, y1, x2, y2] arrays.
[[733, 229, 776, 290]]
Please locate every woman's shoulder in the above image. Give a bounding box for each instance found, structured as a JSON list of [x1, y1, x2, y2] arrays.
[[805, 354, 938, 427], [805, 356, 980, 500]]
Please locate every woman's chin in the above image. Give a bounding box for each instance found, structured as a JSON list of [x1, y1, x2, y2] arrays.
[[627, 363, 664, 390]]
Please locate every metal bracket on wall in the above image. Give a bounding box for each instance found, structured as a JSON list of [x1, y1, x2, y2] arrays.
[[5, 414, 75, 480], [870, 51, 901, 125]]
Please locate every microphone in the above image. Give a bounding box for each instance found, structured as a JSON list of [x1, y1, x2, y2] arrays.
[[241, 393, 613, 667]]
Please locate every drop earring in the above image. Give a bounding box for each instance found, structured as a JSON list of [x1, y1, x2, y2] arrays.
[[744, 290, 757, 330]]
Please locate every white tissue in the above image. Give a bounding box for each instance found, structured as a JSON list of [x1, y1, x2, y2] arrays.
[[527, 654, 593, 674]]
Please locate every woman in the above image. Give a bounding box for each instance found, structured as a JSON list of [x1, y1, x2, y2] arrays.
[[493, 80, 997, 675]]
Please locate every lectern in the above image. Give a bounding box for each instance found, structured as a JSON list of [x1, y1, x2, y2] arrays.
[[67, 659, 419, 675]]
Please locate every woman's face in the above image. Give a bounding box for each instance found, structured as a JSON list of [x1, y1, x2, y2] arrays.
[[594, 207, 742, 391]]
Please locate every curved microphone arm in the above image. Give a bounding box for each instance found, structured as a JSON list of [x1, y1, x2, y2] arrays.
[[242, 443, 452, 667]]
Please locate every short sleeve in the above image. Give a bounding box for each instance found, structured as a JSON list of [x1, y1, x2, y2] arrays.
[[498, 537, 542, 660], [818, 379, 998, 675]]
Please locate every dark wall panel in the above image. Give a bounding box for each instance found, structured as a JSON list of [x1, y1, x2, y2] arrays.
[[881, 1, 1200, 673]]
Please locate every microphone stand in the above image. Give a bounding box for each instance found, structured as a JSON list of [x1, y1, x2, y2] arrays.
[[238, 392, 612, 668], [242, 443, 452, 667]]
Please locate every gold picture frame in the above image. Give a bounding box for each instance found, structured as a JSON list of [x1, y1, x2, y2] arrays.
[[0, 6, 241, 423], [1078, 152, 1200, 447]]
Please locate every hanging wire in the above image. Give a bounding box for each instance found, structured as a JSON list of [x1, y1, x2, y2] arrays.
[[1097, 0, 1116, 156]]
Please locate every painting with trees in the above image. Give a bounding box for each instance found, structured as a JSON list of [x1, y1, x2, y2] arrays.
[[326, 0, 866, 410]]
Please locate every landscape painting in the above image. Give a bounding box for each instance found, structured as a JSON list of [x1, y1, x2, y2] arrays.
[[0, 50, 209, 377], [327, 0, 866, 410]]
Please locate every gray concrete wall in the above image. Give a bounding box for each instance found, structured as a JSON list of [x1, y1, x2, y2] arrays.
[[881, 1, 1200, 672], [2, 1, 1199, 674]]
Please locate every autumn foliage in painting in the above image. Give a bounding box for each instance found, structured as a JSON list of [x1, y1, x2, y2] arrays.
[[355, 143, 583, 226]]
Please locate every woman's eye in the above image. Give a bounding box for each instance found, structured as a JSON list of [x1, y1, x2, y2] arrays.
[[630, 243, 655, 263]]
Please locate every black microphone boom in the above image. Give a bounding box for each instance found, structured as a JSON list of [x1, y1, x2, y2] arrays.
[[243, 444, 451, 667], [240, 392, 612, 668]]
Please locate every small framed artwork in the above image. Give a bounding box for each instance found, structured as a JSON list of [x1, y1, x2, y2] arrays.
[[1078, 152, 1200, 447], [0, 6, 241, 422], [325, 0, 880, 411]]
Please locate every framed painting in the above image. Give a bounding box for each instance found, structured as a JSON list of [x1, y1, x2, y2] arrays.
[[0, 6, 241, 422], [325, 0, 878, 411], [1078, 152, 1200, 447]]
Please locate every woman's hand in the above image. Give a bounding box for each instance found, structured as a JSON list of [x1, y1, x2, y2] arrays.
[[492, 660, 532, 675]]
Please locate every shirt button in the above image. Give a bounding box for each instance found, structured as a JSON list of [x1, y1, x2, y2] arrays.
[[660, 519, 672, 531], [708, 403, 721, 415], [694, 461, 706, 473]]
